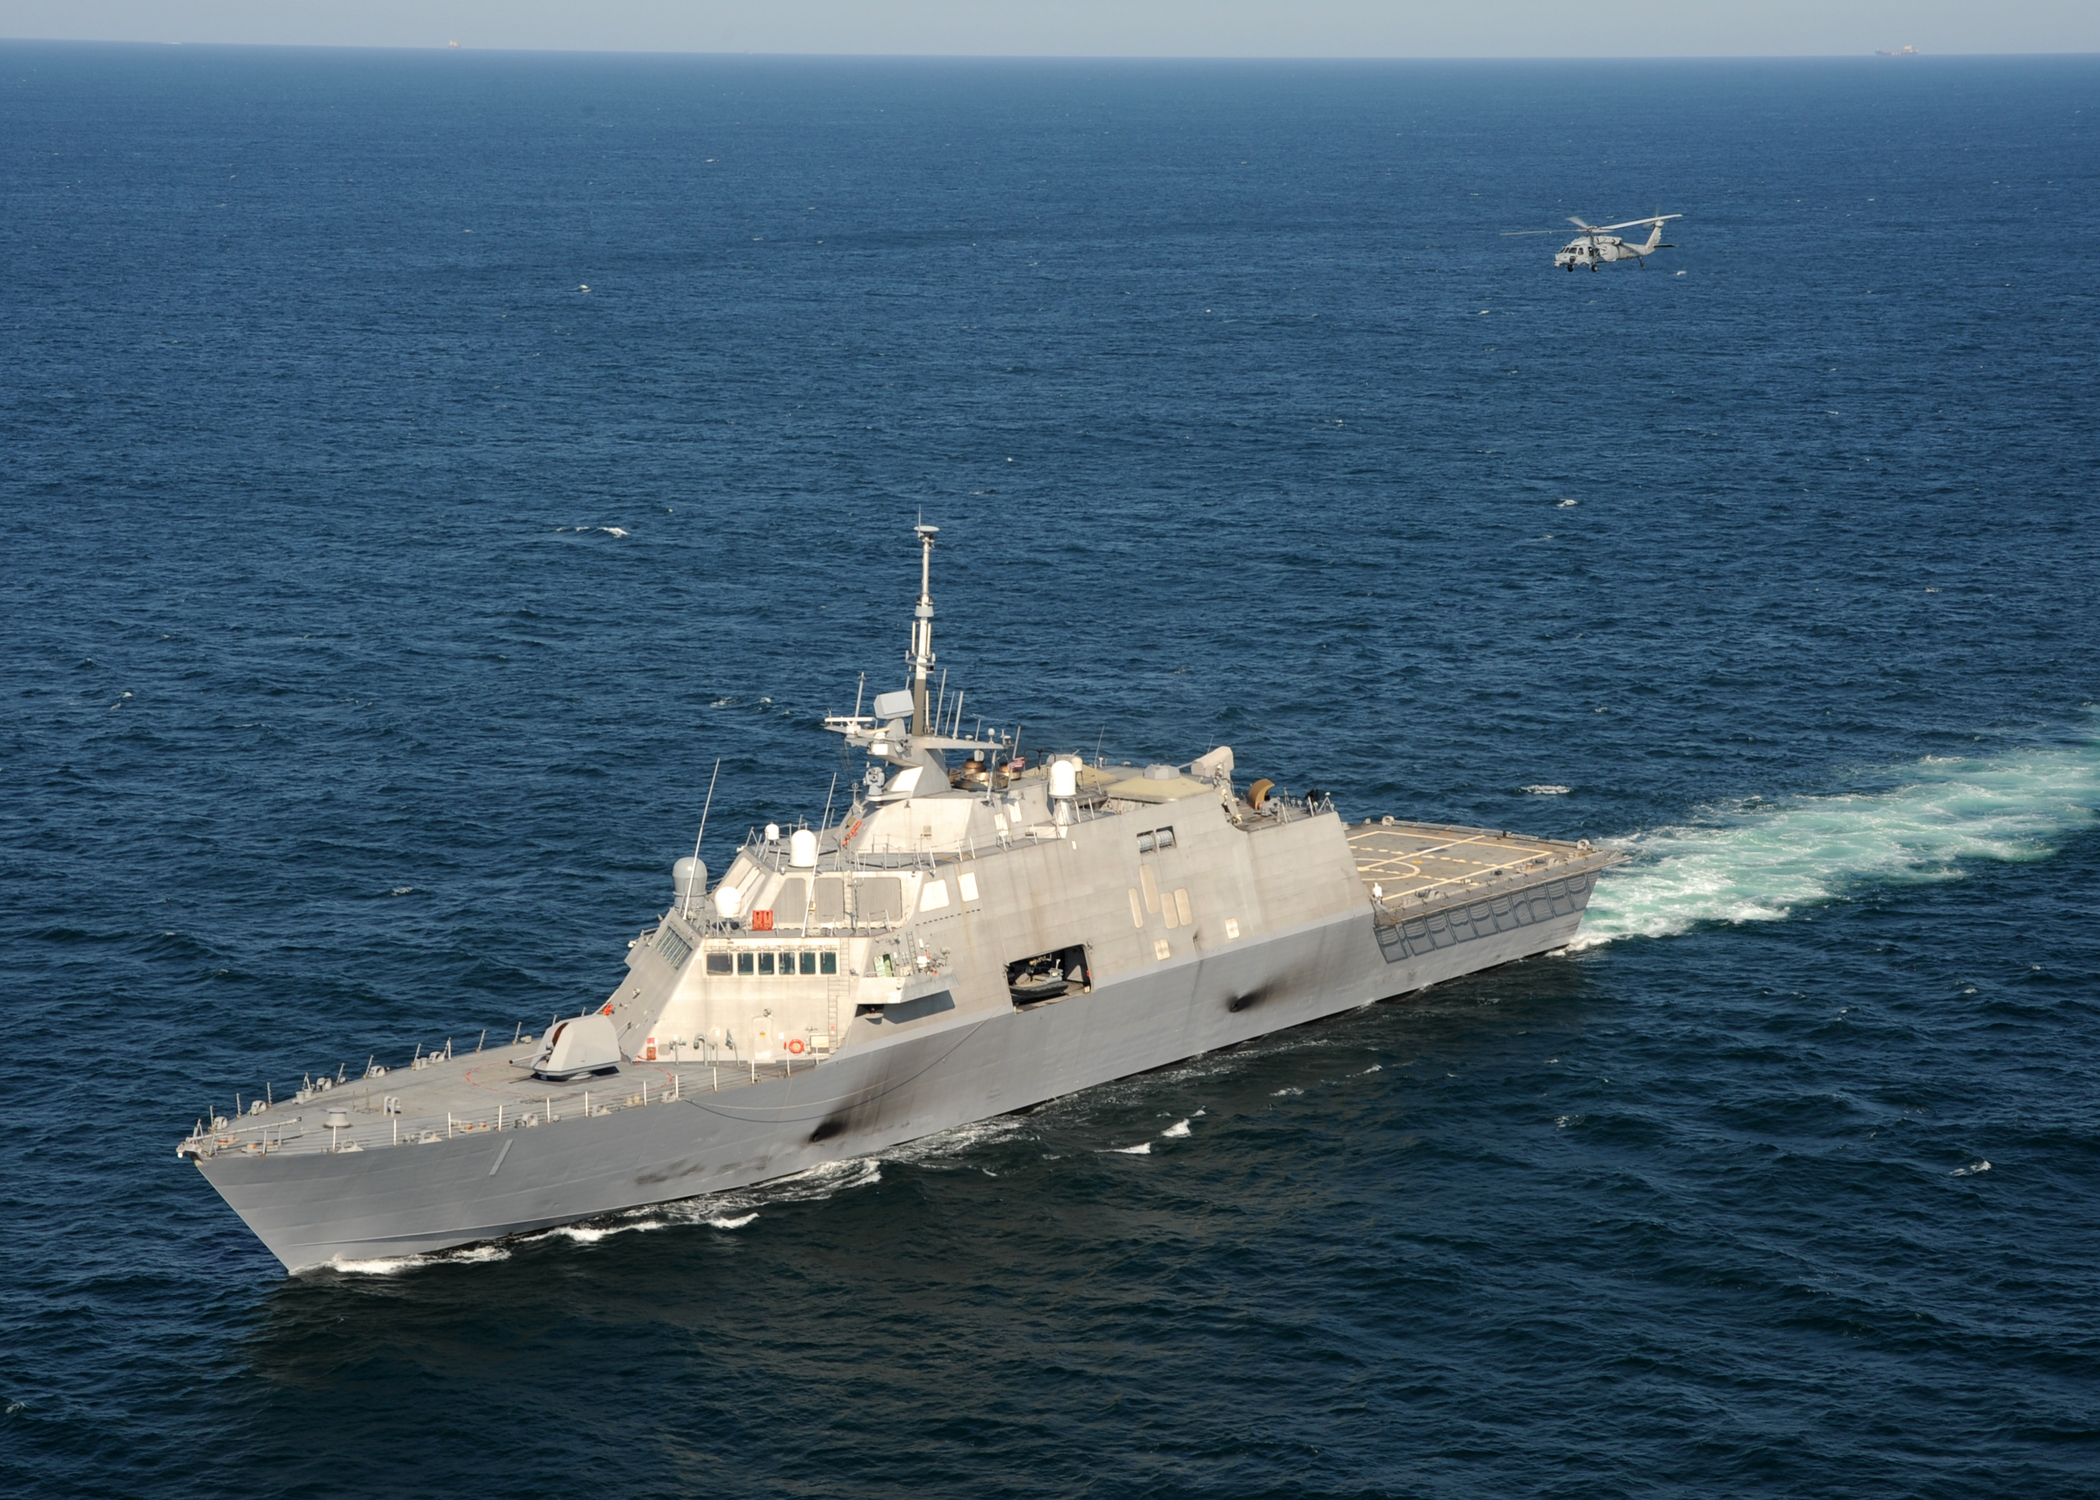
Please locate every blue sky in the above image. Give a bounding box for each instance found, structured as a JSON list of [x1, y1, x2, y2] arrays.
[[3, 1, 2096, 58]]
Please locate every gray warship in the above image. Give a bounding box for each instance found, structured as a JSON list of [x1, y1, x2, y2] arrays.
[[181, 524, 1622, 1272]]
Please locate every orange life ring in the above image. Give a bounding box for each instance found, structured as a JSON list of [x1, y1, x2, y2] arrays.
[[787, 1038, 806, 1054]]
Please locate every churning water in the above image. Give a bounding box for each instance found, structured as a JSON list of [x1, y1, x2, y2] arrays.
[[1580, 736, 2100, 945]]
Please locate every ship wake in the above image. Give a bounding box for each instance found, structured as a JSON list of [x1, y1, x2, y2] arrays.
[[1574, 734, 2100, 948]]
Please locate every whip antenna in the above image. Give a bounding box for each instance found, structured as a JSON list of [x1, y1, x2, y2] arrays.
[[683, 758, 721, 916]]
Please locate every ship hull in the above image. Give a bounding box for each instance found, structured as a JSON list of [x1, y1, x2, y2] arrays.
[[200, 888, 1592, 1273]]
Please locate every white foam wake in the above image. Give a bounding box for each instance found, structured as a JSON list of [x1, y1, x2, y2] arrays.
[[1574, 736, 2100, 947], [656, 1155, 886, 1233], [327, 1242, 512, 1276]]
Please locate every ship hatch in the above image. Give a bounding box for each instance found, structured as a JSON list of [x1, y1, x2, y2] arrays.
[[1008, 944, 1091, 1007]]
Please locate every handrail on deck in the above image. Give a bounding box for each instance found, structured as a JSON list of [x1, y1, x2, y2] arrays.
[[177, 1051, 830, 1161]]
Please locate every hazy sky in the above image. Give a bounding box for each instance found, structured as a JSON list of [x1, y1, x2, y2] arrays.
[[2, 0, 2095, 58]]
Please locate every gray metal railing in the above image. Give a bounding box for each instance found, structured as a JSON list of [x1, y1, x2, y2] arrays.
[[177, 1052, 835, 1161]]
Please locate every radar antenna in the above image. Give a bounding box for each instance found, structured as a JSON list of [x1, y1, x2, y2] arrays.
[[909, 521, 939, 736]]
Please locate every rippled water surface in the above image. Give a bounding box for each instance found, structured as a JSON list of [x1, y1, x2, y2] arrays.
[[3, 44, 2098, 1499]]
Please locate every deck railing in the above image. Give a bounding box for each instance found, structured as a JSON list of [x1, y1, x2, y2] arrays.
[[177, 1052, 831, 1161]]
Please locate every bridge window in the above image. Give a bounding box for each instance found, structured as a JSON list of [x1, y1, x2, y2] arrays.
[[706, 952, 733, 975], [736, 952, 755, 976], [757, 952, 776, 976]]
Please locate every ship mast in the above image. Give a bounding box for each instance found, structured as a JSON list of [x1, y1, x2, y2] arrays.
[[909, 522, 938, 736]]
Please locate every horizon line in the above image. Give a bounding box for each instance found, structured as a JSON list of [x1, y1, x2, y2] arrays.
[[5, 37, 2098, 63]]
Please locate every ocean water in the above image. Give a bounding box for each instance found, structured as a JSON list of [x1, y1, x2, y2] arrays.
[[3, 42, 2098, 1498]]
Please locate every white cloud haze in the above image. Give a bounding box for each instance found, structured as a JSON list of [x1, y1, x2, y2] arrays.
[[2, 0, 2095, 58]]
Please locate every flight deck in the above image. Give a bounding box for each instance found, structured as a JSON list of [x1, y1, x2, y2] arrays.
[[1348, 819, 1616, 906]]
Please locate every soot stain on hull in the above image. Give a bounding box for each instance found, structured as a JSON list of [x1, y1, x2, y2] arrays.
[[1228, 981, 1283, 1014], [633, 1156, 710, 1187]]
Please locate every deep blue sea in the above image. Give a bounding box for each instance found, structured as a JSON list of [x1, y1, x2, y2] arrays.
[[3, 41, 2098, 1498]]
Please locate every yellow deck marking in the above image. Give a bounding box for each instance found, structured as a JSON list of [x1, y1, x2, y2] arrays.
[[1347, 824, 1571, 900]]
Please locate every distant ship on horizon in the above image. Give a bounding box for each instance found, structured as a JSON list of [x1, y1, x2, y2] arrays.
[[1874, 46, 1920, 57]]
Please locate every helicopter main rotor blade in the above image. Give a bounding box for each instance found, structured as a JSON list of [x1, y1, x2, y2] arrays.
[[1567, 217, 1599, 231], [1500, 230, 1559, 236], [1587, 215, 1684, 232]]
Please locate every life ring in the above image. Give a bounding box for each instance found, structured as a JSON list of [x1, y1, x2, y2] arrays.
[[787, 1038, 805, 1054]]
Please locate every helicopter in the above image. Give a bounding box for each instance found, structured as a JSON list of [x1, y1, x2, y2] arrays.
[[1505, 214, 1681, 271]]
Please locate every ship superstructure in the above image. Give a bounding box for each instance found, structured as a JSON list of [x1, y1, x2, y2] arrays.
[[182, 525, 1620, 1272]]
